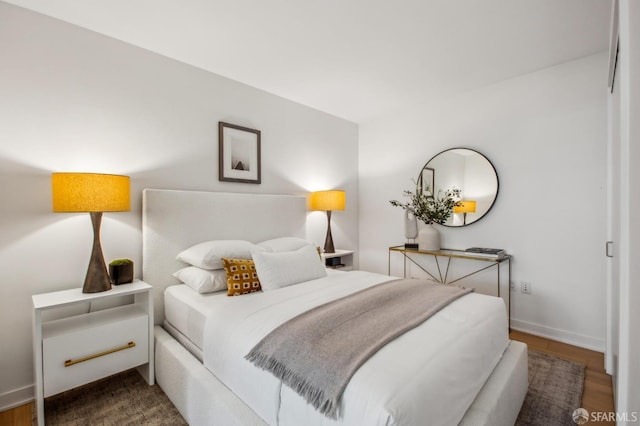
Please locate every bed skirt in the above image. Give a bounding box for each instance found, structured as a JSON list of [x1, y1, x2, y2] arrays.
[[154, 326, 528, 426]]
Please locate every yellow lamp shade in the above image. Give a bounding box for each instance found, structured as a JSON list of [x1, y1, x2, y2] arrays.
[[52, 173, 130, 212], [454, 200, 477, 214], [309, 190, 346, 211]]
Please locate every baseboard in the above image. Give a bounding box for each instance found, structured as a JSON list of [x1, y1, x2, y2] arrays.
[[510, 318, 606, 352], [0, 384, 34, 412]]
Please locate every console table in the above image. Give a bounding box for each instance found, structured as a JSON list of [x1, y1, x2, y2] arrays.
[[388, 245, 511, 326]]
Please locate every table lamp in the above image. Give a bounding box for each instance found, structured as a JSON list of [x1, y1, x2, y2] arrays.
[[309, 190, 345, 254], [52, 173, 130, 293], [454, 200, 476, 225]]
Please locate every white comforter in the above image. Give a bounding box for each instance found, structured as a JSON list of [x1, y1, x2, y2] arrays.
[[203, 271, 508, 426]]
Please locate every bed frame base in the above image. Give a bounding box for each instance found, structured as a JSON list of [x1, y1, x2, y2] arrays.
[[155, 326, 266, 425], [459, 339, 529, 425], [155, 326, 528, 426]]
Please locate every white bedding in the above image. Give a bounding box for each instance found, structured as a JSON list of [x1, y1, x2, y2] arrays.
[[164, 269, 349, 353], [164, 283, 221, 351], [202, 271, 509, 426]]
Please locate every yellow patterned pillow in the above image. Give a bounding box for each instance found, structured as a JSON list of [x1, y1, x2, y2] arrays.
[[221, 258, 262, 296]]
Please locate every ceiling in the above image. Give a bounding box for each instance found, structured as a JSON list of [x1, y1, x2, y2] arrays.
[[4, 0, 613, 123]]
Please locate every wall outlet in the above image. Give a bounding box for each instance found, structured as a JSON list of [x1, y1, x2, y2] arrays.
[[521, 281, 532, 295]]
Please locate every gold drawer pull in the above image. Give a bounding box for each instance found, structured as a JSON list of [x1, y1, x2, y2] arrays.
[[64, 341, 136, 367]]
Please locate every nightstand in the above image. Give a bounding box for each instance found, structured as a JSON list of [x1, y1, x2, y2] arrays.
[[32, 280, 154, 426], [321, 249, 355, 271]]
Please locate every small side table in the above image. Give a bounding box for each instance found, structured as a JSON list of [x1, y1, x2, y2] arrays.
[[321, 249, 355, 271], [32, 280, 154, 426]]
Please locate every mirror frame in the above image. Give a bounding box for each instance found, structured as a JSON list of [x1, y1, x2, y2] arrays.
[[418, 148, 499, 227]]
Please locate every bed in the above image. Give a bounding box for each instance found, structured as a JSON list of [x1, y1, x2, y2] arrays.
[[142, 189, 528, 426]]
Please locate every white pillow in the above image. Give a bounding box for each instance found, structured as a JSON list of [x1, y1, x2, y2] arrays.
[[173, 267, 228, 293], [251, 245, 327, 291], [257, 237, 314, 252], [176, 240, 265, 270]]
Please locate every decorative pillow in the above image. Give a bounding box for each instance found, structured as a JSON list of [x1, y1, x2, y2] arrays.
[[221, 258, 262, 296], [251, 245, 327, 291], [177, 240, 264, 270], [257, 237, 314, 252], [172, 267, 227, 294]]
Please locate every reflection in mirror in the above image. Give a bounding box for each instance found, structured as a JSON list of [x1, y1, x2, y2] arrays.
[[418, 148, 499, 227]]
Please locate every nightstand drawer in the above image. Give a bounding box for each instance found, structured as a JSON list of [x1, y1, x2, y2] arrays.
[[42, 305, 148, 397]]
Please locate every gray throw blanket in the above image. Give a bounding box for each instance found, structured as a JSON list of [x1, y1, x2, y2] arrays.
[[245, 278, 473, 419]]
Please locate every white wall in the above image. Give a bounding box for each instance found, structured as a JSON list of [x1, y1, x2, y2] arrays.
[[359, 53, 608, 350], [0, 3, 358, 409]]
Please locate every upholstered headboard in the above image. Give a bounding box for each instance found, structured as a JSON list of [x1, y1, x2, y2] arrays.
[[142, 189, 307, 324]]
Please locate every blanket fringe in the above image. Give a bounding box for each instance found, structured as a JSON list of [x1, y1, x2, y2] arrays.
[[245, 350, 340, 419]]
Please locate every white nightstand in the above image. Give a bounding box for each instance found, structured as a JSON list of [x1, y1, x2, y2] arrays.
[[321, 249, 355, 271], [32, 280, 154, 426]]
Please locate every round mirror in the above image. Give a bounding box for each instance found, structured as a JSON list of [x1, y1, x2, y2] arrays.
[[418, 148, 499, 227]]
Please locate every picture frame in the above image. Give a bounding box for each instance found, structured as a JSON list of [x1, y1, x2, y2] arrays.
[[218, 122, 261, 184], [419, 167, 434, 196]]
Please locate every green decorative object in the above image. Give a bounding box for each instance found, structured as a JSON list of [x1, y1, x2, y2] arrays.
[[108, 259, 134, 285]]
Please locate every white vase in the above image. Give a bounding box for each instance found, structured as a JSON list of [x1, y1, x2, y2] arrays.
[[404, 210, 418, 240], [418, 224, 440, 251]]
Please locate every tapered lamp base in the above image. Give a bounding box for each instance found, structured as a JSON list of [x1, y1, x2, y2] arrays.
[[82, 212, 112, 293], [323, 210, 335, 254]]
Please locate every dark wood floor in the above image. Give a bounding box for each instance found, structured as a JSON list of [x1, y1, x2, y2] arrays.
[[1, 331, 615, 426]]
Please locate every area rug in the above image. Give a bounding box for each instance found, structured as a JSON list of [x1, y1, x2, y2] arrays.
[[33, 350, 585, 425], [516, 350, 586, 426], [32, 369, 186, 426]]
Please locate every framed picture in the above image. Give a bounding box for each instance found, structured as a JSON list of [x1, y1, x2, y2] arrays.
[[218, 122, 261, 184], [420, 167, 434, 196]]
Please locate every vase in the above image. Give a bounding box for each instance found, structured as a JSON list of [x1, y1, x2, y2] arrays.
[[418, 224, 440, 251], [404, 210, 418, 240]]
